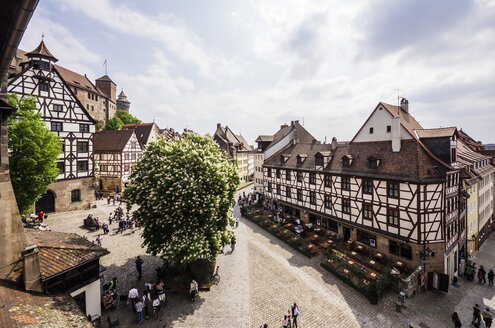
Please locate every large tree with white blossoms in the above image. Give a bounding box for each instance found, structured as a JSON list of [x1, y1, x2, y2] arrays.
[[124, 133, 240, 269]]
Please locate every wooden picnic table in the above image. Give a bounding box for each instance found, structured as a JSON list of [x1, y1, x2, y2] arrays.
[[366, 270, 380, 280], [373, 252, 384, 261], [309, 234, 319, 241], [284, 223, 294, 229], [356, 244, 366, 253], [320, 240, 333, 249], [368, 259, 377, 267], [343, 268, 351, 276], [346, 259, 356, 266], [394, 260, 405, 269], [350, 251, 358, 257]]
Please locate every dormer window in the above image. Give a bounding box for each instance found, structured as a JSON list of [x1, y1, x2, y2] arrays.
[[367, 156, 380, 169], [280, 154, 290, 163], [297, 154, 307, 165], [315, 155, 323, 166], [342, 155, 353, 168], [40, 61, 50, 70]]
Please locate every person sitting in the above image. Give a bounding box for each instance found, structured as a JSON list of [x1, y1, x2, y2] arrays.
[[295, 218, 301, 225], [102, 290, 114, 310], [190, 280, 199, 301], [155, 279, 164, 293]]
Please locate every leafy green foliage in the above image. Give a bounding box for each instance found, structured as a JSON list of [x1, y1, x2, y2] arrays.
[[124, 133, 240, 268], [115, 109, 139, 125], [7, 94, 62, 214], [103, 117, 123, 130]]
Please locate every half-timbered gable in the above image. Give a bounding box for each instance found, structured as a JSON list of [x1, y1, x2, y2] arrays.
[[7, 41, 97, 212]]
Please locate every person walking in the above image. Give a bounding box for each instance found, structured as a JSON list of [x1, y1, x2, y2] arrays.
[[136, 256, 144, 280], [451, 312, 462, 328], [135, 298, 144, 323], [235, 216, 240, 228], [128, 286, 139, 313], [479, 265, 487, 284], [109, 212, 113, 225], [473, 304, 482, 326], [283, 315, 289, 328], [102, 221, 109, 234], [231, 236, 236, 253], [142, 289, 152, 319], [489, 270, 494, 286], [291, 303, 300, 328], [483, 307, 493, 327], [96, 234, 103, 246]]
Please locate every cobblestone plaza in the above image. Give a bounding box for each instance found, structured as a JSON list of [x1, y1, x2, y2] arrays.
[[46, 190, 495, 327]]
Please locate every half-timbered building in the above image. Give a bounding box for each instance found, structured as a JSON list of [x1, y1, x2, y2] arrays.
[[93, 129, 144, 192], [7, 40, 97, 213], [263, 99, 464, 282]]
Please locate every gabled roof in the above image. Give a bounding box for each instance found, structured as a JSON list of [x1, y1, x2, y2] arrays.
[[255, 135, 274, 143], [0, 282, 92, 327], [55, 64, 99, 94], [93, 129, 137, 152], [24, 230, 109, 281], [265, 121, 317, 153], [95, 74, 115, 84], [122, 123, 157, 146], [414, 127, 457, 139], [235, 134, 251, 151], [214, 124, 250, 151], [26, 40, 58, 62], [380, 102, 423, 136]]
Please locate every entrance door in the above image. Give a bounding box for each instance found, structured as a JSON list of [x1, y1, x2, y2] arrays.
[[99, 179, 103, 191], [35, 190, 55, 213], [343, 226, 351, 241], [72, 291, 86, 316]]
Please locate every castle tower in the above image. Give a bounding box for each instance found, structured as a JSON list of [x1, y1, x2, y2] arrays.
[[116, 89, 130, 112], [95, 75, 116, 121]]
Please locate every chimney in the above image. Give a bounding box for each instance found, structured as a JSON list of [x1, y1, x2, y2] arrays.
[[392, 117, 401, 152], [400, 98, 409, 113], [22, 246, 43, 292], [331, 137, 337, 152], [217, 123, 221, 129], [281, 123, 288, 129]]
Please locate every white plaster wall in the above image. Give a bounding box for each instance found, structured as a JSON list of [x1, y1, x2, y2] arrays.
[[70, 279, 101, 318], [353, 106, 413, 142]]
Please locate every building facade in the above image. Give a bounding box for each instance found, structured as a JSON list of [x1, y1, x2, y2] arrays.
[[122, 122, 160, 147], [93, 129, 144, 192], [254, 135, 274, 193], [8, 41, 97, 213], [263, 100, 465, 282]]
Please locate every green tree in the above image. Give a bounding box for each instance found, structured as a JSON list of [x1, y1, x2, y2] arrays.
[[103, 116, 123, 130], [7, 94, 62, 214], [115, 109, 139, 125], [124, 134, 240, 268]]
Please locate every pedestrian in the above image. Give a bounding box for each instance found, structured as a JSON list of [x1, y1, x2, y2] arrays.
[[108, 277, 118, 291], [95, 217, 100, 231], [107, 195, 111, 204], [287, 309, 292, 328], [283, 315, 289, 328], [135, 298, 144, 323], [128, 286, 139, 313], [113, 196, 116, 206], [102, 221, 109, 234], [142, 289, 151, 319], [231, 236, 236, 253], [96, 234, 103, 246], [235, 216, 240, 228], [479, 265, 487, 284], [291, 303, 300, 328], [451, 312, 462, 328], [136, 256, 144, 280], [466, 265, 474, 281], [489, 270, 495, 286], [473, 303, 482, 326], [483, 307, 493, 327], [109, 212, 113, 225]]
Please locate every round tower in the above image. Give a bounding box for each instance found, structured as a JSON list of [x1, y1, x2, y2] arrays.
[[116, 89, 130, 112]]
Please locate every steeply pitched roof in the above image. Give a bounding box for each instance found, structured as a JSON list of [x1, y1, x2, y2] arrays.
[[380, 102, 423, 136], [24, 230, 109, 281], [0, 282, 92, 327], [54, 64, 99, 94], [255, 135, 274, 143], [95, 74, 114, 83], [235, 134, 251, 151], [264, 121, 317, 154], [414, 127, 457, 139], [122, 123, 157, 146], [26, 40, 58, 62], [93, 129, 136, 152]]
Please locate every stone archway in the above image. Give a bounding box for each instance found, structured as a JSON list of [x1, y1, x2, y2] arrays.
[[35, 190, 55, 213]]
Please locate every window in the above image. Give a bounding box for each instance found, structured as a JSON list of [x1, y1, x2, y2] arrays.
[[451, 148, 457, 163], [71, 189, 81, 202], [309, 173, 316, 185], [387, 125, 391, 133], [315, 155, 323, 166], [387, 208, 399, 226], [86, 104, 89, 110], [342, 177, 350, 190], [369, 159, 378, 169], [40, 61, 50, 70], [363, 204, 373, 220], [276, 184, 281, 195], [310, 191, 316, 204], [57, 161, 65, 173], [343, 157, 350, 168], [39, 82, 48, 91], [267, 168, 272, 177], [91, 105, 94, 111], [91, 94, 94, 100], [131, 142, 137, 149], [95, 95, 98, 101], [267, 183, 272, 193], [77, 160, 88, 172], [327, 219, 338, 233], [324, 195, 331, 209], [131, 154, 136, 160], [369, 127, 374, 134], [74, 88, 77, 95], [387, 182, 399, 198], [51, 122, 62, 131], [357, 229, 376, 247], [389, 240, 412, 259], [53, 104, 63, 112], [362, 179, 373, 195], [88, 92, 91, 99], [113, 165, 120, 172], [125, 153, 130, 160], [77, 141, 89, 152], [276, 169, 281, 178], [342, 199, 351, 214], [297, 189, 303, 201], [297, 171, 302, 182], [124, 165, 130, 172], [286, 170, 291, 181], [79, 124, 90, 133], [324, 175, 331, 188], [286, 187, 291, 198]]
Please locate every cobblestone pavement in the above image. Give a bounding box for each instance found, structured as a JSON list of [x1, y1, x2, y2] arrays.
[[46, 192, 495, 327]]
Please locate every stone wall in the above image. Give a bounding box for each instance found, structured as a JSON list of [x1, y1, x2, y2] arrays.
[[97, 177, 122, 193], [49, 177, 95, 212]]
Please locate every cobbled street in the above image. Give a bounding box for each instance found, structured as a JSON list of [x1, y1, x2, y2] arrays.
[[46, 188, 495, 327]]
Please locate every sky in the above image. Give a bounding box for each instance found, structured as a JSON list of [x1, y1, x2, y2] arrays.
[[19, 0, 495, 144]]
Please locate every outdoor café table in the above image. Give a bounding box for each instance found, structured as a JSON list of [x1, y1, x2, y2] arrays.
[[320, 241, 331, 249], [313, 226, 323, 234], [346, 259, 356, 266], [343, 268, 351, 277], [366, 270, 380, 280], [356, 244, 366, 253], [373, 252, 384, 261], [303, 243, 316, 251], [309, 234, 319, 241], [350, 251, 358, 257], [368, 259, 377, 267], [284, 223, 294, 229], [290, 236, 299, 243], [394, 260, 405, 269]]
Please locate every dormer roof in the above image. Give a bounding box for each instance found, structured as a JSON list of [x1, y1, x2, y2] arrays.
[[26, 40, 58, 62]]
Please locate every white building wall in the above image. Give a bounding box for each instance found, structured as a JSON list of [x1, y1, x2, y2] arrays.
[[353, 106, 413, 142], [70, 279, 101, 318]]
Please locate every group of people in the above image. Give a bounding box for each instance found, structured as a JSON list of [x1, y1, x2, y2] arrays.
[[280, 303, 300, 328], [107, 194, 124, 206], [127, 284, 154, 323], [465, 263, 495, 285], [452, 304, 493, 327], [22, 211, 51, 230]]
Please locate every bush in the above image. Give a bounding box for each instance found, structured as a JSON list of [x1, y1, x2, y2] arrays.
[[240, 206, 247, 216]]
